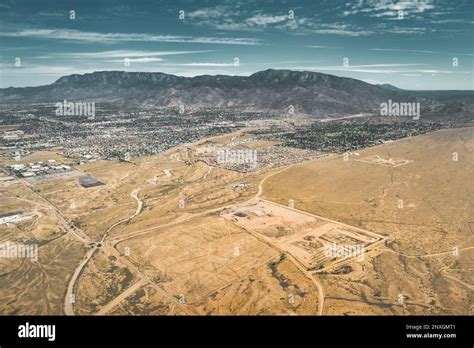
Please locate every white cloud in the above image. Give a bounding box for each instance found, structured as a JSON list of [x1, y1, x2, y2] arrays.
[[0, 29, 262, 45], [246, 14, 288, 26], [307, 45, 334, 49], [310, 28, 373, 36], [187, 7, 230, 20], [186, 7, 316, 33], [34, 50, 214, 59], [306, 23, 375, 36], [430, 19, 474, 24], [375, 0, 435, 13], [164, 62, 235, 67], [370, 48, 437, 54], [115, 57, 163, 63], [388, 27, 427, 34], [183, 4, 444, 36], [344, 0, 437, 18], [279, 64, 467, 75]]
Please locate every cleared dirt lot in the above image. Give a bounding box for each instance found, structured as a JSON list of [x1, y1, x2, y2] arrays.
[[112, 215, 321, 315], [222, 198, 385, 271]]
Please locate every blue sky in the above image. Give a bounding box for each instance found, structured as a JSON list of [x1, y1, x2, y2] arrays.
[[0, 0, 473, 89]]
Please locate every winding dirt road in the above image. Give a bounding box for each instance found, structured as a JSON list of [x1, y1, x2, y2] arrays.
[[64, 189, 143, 315]]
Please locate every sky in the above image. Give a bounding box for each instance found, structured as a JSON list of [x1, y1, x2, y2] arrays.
[[0, 0, 473, 90]]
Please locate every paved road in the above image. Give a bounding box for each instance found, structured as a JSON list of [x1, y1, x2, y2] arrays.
[[64, 246, 97, 315], [64, 189, 143, 315], [18, 177, 92, 244]]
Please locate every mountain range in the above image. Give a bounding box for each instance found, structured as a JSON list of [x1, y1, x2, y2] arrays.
[[1, 69, 472, 118]]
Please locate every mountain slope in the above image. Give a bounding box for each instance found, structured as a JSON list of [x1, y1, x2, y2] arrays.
[[0, 69, 447, 117], [377, 83, 404, 92]]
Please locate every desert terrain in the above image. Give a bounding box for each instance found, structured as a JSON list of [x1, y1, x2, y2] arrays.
[[262, 126, 474, 314], [0, 127, 472, 315]]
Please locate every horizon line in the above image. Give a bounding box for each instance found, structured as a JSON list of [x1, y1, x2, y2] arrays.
[[2, 68, 473, 92]]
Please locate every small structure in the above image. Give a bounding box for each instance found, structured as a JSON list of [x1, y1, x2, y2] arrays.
[[79, 175, 105, 188], [21, 172, 35, 177]]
